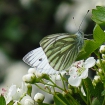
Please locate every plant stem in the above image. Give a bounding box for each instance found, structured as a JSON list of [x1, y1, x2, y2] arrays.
[[35, 83, 53, 95], [78, 89, 87, 104], [60, 73, 66, 90], [49, 78, 65, 91]]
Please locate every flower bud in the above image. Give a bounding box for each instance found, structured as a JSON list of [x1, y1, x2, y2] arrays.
[[102, 59, 105, 64], [34, 93, 45, 103], [67, 89, 73, 94], [102, 54, 105, 59], [62, 91, 67, 96], [92, 80, 96, 86], [28, 68, 44, 79], [94, 75, 100, 81], [99, 68, 102, 73], [93, 75, 100, 84], [20, 95, 34, 105], [99, 45, 105, 54], [96, 59, 101, 67], [24, 99, 34, 105], [35, 72, 44, 78], [28, 68, 36, 74], [23, 74, 36, 84]]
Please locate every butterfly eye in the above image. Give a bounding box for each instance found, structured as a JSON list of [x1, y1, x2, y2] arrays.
[[39, 58, 42, 61]]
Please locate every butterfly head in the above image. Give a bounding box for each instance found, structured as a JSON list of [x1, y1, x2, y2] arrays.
[[76, 29, 84, 38]]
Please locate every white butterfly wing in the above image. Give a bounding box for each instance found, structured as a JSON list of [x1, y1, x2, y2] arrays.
[[23, 47, 59, 74]]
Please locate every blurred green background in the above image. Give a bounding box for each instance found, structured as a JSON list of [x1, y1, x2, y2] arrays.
[[0, 0, 70, 60], [0, 0, 96, 60]]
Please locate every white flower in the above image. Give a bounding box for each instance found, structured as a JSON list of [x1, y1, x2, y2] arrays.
[[34, 93, 45, 103], [20, 95, 34, 105], [68, 57, 96, 87], [5, 82, 27, 104], [6, 85, 17, 104]]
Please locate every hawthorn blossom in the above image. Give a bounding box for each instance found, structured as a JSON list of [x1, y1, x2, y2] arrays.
[[68, 57, 96, 87], [5, 82, 27, 104]]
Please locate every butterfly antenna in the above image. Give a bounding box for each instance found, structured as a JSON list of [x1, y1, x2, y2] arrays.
[[78, 10, 90, 31]]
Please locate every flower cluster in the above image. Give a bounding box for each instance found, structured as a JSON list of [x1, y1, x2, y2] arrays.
[[1, 82, 45, 105], [1, 55, 97, 105], [92, 45, 105, 86], [1, 56, 97, 105]]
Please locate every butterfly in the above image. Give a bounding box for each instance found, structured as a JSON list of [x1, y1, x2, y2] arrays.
[[23, 11, 89, 74], [23, 30, 84, 74]]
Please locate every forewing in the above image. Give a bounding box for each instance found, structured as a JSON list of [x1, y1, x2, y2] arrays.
[[40, 33, 79, 71], [23, 47, 60, 74]]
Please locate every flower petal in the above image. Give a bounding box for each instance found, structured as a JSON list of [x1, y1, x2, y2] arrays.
[[8, 85, 17, 97], [80, 68, 88, 79], [69, 67, 77, 75], [68, 76, 81, 87], [85, 57, 95, 68], [81, 86, 86, 96]]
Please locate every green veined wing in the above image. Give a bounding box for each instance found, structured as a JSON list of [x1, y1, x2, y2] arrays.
[[40, 31, 84, 71]]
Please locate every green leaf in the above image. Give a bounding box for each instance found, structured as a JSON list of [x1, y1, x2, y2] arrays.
[[91, 98, 101, 105], [94, 82, 104, 104], [92, 6, 105, 24], [0, 95, 6, 105], [93, 24, 105, 42], [83, 78, 94, 97], [54, 93, 70, 105], [72, 93, 86, 105], [77, 24, 105, 60], [83, 79, 104, 104], [101, 90, 105, 96]]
